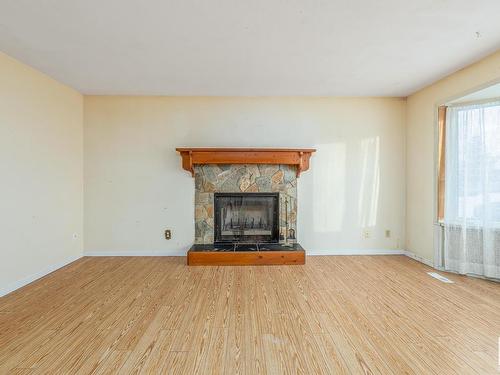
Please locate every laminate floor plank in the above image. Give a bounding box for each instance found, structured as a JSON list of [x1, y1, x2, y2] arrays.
[[0, 255, 498, 374]]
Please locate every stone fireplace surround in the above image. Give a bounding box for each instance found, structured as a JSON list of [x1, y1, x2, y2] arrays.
[[194, 164, 297, 244]]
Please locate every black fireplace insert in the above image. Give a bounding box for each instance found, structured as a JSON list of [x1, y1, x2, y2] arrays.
[[214, 192, 279, 244]]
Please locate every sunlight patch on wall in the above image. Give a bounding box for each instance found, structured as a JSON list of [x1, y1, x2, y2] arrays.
[[358, 137, 380, 228], [313, 143, 346, 232]]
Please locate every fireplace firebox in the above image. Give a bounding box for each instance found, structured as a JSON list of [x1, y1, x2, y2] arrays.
[[214, 192, 279, 244]]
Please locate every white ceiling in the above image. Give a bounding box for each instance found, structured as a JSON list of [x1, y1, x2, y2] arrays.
[[1, 0, 499, 96]]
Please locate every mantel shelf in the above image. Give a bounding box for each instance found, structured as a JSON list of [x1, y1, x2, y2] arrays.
[[176, 148, 316, 177]]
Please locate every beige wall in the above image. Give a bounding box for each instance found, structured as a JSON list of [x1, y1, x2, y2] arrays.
[[0, 52, 83, 295], [84, 96, 406, 255], [406, 51, 500, 263]]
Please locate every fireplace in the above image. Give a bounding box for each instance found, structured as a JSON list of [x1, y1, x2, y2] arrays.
[[214, 192, 279, 244], [176, 148, 315, 265]]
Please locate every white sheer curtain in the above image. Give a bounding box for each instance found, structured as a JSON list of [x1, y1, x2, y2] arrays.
[[444, 101, 500, 279]]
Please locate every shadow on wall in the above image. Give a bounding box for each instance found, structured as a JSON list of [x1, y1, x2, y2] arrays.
[[303, 137, 381, 246]]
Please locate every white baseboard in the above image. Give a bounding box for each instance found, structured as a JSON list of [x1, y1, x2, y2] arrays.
[[84, 249, 405, 257], [307, 249, 405, 256], [84, 249, 407, 257], [0, 254, 82, 298], [83, 250, 186, 257], [404, 250, 434, 267]]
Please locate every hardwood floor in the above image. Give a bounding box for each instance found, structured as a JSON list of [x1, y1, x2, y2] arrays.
[[0, 256, 499, 374]]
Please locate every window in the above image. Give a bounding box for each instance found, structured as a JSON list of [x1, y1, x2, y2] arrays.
[[444, 101, 500, 226]]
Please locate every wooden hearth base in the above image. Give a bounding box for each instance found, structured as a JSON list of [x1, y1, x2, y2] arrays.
[[187, 244, 305, 266]]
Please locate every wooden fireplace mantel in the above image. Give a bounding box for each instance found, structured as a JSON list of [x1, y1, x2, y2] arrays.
[[176, 147, 316, 177]]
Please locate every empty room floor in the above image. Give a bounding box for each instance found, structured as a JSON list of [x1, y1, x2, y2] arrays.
[[0, 256, 499, 374]]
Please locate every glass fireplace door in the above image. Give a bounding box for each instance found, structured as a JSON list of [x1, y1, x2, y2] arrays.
[[214, 193, 279, 244]]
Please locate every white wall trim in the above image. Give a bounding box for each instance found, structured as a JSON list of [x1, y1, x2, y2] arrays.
[[83, 250, 187, 257], [307, 249, 406, 256], [85, 249, 409, 257], [404, 250, 434, 267], [0, 254, 82, 297], [83, 249, 406, 257]]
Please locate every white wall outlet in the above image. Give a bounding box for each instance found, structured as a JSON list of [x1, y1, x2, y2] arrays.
[[72, 232, 78, 240], [362, 229, 370, 239], [385, 229, 391, 238]]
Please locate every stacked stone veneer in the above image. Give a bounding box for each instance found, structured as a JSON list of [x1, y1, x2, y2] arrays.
[[194, 164, 297, 244]]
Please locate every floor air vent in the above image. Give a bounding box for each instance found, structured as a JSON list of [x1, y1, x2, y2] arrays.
[[427, 272, 454, 283]]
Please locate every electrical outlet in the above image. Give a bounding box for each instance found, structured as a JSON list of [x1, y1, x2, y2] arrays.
[[165, 229, 171, 240], [72, 233, 78, 240], [385, 230, 391, 238], [363, 229, 370, 239]]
